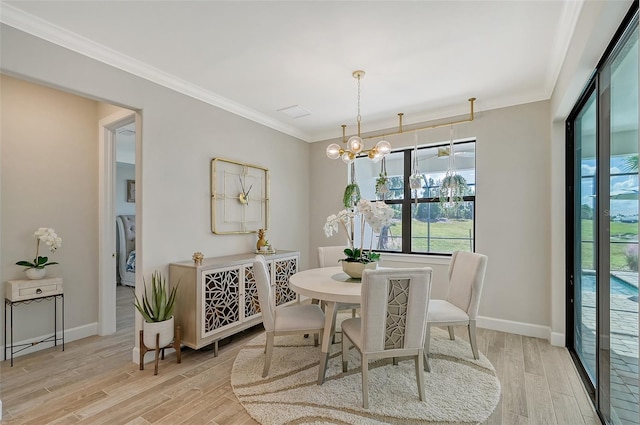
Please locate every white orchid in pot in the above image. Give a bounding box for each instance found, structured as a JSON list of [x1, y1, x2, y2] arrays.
[[324, 199, 394, 278], [16, 227, 62, 280]]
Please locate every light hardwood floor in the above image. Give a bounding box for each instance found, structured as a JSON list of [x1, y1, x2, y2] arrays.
[[1, 286, 601, 425]]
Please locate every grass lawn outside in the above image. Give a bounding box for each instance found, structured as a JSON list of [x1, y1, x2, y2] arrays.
[[581, 219, 638, 271], [385, 218, 474, 253]]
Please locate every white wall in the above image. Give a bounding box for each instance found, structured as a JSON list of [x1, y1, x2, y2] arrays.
[[1, 74, 99, 342], [0, 25, 310, 357]]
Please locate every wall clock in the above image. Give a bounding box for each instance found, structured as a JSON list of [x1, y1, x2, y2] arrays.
[[211, 158, 269, 234]]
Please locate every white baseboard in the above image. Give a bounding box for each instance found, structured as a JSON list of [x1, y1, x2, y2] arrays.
[[1, 322, 98, 360], [132, 346, 140, 364], [550, 332, 565, 347], [477, 315, 560, 342]]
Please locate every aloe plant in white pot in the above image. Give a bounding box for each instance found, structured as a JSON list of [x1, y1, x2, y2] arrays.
[[134, 271, 178, 348]]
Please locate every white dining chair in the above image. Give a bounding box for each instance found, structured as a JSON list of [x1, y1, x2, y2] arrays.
[[317, 246, 358, 318], [424, 251, 488, 372], [253, 255, 325, 377], [317, 246, 346, 268], [341, 267, 432, 409]]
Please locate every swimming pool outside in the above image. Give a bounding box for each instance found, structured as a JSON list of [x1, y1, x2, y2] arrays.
[[578, 270, 638, 424], [581, 273, 638, 297]]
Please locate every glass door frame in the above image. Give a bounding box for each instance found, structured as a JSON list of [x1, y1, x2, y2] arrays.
[[566, 3, 639, 423], [566, 77, 598, 404]]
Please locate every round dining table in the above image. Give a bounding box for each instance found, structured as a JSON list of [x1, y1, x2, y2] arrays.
[[289, 266, 362, 385]]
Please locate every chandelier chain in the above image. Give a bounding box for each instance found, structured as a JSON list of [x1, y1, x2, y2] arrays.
[[356, 74, 361, 126]]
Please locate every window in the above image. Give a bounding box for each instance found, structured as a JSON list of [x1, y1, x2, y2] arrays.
[[353, 139, 476, 255]]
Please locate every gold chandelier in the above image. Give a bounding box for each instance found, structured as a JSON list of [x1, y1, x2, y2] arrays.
[[326, 69, 477, 164], [326, 70, 391, 164]]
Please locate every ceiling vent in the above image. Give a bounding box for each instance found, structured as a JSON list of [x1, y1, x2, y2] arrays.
[[277, 105, 311, 119]]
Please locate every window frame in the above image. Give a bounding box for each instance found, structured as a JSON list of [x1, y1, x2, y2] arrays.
[[357, 139, 476, 256]]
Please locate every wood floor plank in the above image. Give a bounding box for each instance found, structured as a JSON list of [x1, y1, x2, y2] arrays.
[[524, 372, 557, 425], [208, 396, 248, 425], [557, 348, 597, 419], [77, 374, 187, 421], [155, 386, 230, 425], [484, 344, 505, 425], [506, 333, 523, 352], [522, 336, 545, 376], [123, 418, 151, 425], [47, 414, 81, 425], [551, 391, 586, 425], [491, 330, 507, 349], [537, 339, 573, 396], [503, 411, 530, 425], [20, 391, 109, 425], [581, 414, 603, 425], [503, 345, 529, 418]]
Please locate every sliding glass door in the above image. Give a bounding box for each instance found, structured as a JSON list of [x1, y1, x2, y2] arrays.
[[568, 6, 639, 424], [573, 88, 598, 386]]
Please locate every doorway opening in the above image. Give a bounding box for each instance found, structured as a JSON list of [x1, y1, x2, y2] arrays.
[[98, 110, 140, 337]]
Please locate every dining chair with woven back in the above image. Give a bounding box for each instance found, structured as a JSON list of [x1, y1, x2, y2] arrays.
[[341, 267, 433, 409], [253, 255, 326, 377], [423, 250, 488, 372]]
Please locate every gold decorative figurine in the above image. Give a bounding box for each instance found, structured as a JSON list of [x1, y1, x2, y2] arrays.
[[192, 252, 204, 266], [256, 229, 267, 251]]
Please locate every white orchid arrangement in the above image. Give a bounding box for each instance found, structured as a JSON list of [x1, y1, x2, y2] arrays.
[[16, 227, 63, 269], [324, 199, 394, 264]]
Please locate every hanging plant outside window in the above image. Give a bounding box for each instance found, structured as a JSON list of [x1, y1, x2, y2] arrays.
[[343, 162, 361, 208], [343, 183, 361, 208], [409, 173, 423, 190], [439, 126, 468, 217], [439, 171, 468, 216], [409, 134, 424, 205]]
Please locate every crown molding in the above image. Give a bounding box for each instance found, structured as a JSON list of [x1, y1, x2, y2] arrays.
[[544, 0, 585, 98], [0, 3, 312, 142]]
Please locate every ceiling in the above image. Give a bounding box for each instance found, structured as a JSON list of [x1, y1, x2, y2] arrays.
[[1, 1, 584, 142]]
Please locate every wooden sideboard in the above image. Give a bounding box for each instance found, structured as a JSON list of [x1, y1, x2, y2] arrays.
[[168, 251, 299, 354]]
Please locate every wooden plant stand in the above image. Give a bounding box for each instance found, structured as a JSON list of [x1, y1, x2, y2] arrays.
[[139, 325, 182, 375]]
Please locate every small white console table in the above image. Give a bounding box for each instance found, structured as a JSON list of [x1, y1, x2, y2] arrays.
[[4, 277, 65, 366]]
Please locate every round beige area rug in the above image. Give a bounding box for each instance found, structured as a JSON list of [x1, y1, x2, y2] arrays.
[[231, 322, 501, 425]]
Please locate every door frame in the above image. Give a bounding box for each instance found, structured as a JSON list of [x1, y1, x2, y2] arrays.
[[565, 3, 639, 422], [98, 110, 140, 335]]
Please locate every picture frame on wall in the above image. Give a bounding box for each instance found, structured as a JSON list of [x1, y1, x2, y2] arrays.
[[126, 180, 135, 203]]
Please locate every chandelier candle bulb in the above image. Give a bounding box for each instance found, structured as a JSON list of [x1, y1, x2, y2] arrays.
[[347, 136, 363, 154], [375, 140, 391, 155], [326, 143, 342, 159]]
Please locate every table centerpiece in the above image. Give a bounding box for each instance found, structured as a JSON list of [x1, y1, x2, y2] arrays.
[[324, 199, 394, 278]]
